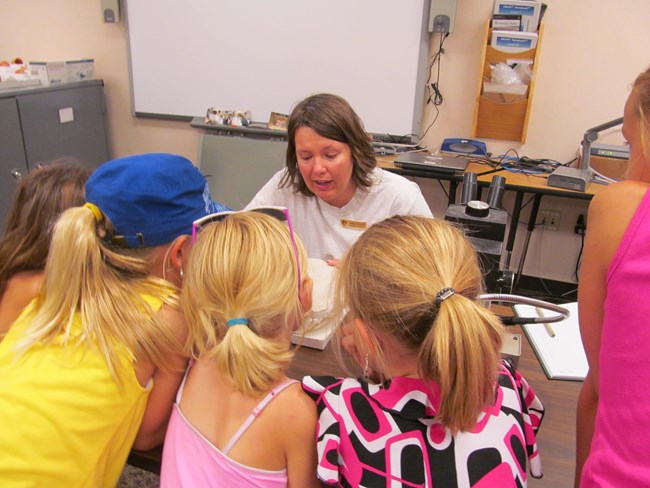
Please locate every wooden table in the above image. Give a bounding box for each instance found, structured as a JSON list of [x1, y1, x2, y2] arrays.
[[128, 319, 581, 487], [379, 156, 602, 293]]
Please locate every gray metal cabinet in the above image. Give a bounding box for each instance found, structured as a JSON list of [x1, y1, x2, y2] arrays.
[[0, 80, 108, 229]]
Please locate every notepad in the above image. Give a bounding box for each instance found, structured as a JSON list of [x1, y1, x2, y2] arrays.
[[513, 302, 589, 381]]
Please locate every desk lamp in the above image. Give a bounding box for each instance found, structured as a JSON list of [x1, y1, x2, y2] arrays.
[[547, 117, 624, 192], [480, 293, 569, 326]]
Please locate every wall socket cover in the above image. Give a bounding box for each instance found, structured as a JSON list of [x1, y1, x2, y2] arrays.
[[101, 0, 120, 23], [428, 0, 457, 33]]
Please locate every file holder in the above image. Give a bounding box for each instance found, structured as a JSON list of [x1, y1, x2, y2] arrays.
[[471, 21, 544, 143]]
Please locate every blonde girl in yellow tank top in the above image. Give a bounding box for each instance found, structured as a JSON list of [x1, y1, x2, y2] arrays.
[[0, 153, 229, 487]]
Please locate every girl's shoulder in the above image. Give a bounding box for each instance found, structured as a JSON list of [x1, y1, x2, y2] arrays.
[[588, 181, 650, 248], [0, 271, 43, 334], [266, 380, 318, 433], [302, 375, 357, 398], [592, 180, 650, 210]]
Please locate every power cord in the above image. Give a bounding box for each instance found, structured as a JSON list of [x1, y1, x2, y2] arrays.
[[420, 33, 449, 140]]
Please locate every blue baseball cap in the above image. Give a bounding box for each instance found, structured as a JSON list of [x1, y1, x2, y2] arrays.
[[86, 153, 229, 247]]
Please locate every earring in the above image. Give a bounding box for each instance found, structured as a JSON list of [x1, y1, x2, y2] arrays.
[[363, 353, 370, 380], [179, 268, 184, 280]]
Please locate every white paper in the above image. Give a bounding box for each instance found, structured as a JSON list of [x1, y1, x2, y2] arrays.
[[515, 302, 589, 380]]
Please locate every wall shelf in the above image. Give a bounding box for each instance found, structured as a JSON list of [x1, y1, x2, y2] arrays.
[[471, 22, 544, 144]]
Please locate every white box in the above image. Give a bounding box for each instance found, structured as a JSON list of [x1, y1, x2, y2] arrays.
[[491, 30, 538, 52], [291, 317, 337, 350], [0, 63, 40, 90], [29, 61, 66, 85], [66, 59, 95, 82], [493, 0, 541, 32]]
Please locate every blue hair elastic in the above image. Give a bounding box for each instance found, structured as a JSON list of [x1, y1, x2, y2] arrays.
[[226, 317, 249, 327]]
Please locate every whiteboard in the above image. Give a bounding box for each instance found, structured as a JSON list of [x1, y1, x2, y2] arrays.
[[124, 0, 430, 137]]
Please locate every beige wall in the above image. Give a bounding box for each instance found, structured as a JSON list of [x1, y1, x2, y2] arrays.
[[2, 0, 649, 284], [0, 0, 199, 161]]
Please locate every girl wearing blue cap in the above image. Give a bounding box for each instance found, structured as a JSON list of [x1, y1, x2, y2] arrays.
[[0, 153, 228, 487]]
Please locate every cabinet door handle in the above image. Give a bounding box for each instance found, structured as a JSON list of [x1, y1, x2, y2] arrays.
[[10, 168, 23, 181]]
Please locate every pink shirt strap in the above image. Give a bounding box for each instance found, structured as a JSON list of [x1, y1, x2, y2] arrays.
[[222, 379, 298, 455]]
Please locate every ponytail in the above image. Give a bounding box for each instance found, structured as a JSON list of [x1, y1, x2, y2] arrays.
[[14, 205, 181, 382], [338, 216, 506, 433], [418, 294, 503, 432], [181, 212, 306, 396], [212, 323, 293, 395]]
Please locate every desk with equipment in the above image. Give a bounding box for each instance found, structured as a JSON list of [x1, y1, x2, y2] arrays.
[[379, 155, 603, 293], [127, 304, 582, 488]]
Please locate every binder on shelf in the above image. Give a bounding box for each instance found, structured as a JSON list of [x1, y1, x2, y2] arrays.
[[491, 14, 522, 31], [493, 0, 542, 32], [514, 302, 589, 381], [491, 30, 538, 53]]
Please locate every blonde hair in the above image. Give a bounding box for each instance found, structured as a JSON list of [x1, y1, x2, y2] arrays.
[[13, 206, 183, 381], [631, 65, 650, 161], [182, 212, 308, 396], [338, 216, 504, 432]]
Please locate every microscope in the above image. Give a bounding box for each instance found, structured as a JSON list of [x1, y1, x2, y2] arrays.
[[444, 172, 507, 292]]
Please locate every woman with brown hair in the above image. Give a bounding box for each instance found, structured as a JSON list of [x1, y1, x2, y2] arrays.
[[247, 93, 432, 262]]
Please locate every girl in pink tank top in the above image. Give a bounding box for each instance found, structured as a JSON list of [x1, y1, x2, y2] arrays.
[[576, 65, 650, 487], [160, 211, 320, 488]]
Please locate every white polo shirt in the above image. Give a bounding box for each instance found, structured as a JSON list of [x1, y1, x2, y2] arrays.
[[247, 167, 433, 260]]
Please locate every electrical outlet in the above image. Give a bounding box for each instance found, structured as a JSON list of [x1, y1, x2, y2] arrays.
[[539, 210, 560, 231], [575, 214, 586, 235]]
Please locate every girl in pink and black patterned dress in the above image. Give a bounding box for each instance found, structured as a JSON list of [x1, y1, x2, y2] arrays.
[[302, 216, 544, 488]]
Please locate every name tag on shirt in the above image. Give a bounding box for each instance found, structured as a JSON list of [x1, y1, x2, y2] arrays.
[[341, 219, 367, 230]]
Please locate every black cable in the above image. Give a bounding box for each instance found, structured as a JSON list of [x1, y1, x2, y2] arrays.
[[476, 167, 505, 177], [437, 178, 450, 201], [573, 232, 585, 282], [429, 34, 448, 107], [425, 33, 448, 87], [419, 103, 440, 140], [519, 278, 575, 304], [420, 33, 449, 140], [560, 156, 579, 167]]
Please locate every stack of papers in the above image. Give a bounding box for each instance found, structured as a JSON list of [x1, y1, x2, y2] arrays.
[[514, 302, 589, 381], [291, 258, 338, 350]]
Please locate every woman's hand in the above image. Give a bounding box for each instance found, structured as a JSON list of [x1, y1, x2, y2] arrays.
[[340, 319, 360, 363], [324, 254, 339, 268]]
